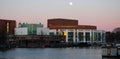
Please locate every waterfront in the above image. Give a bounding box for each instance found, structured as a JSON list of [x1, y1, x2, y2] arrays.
[[0, 47, 115, 59]]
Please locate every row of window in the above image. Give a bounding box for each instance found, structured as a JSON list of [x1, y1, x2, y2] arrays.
[[49, 32, 104, 42]]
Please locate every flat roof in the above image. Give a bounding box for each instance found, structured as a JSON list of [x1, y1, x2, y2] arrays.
[[48, 18, 78, 21], [0, 19, 16, 21]]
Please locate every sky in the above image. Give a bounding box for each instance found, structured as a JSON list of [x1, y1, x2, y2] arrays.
[[0, 0, 120, 31]]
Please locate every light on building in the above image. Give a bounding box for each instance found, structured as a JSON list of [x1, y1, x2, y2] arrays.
[[64, 32, 66, 36], [7, 22, 9, 33]]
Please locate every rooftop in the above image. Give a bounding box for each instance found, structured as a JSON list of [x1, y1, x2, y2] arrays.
[[48, 18, 78, 21]]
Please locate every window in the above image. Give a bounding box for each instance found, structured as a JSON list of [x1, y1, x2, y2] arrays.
[[85, 32, 90, 41], [49, 32, 54, 35], [68, 32, 73, 42], [7, 22, 9, 33], [78, 32, 84, 41], [97, 33, 101, 41], [94, 32, 97, 41]]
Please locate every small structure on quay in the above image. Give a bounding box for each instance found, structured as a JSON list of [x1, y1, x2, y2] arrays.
[[102, 27, 120, 58], [102, 45, 120, 58]]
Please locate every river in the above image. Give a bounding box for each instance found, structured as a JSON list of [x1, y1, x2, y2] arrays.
[[0, 47, 118, 59]]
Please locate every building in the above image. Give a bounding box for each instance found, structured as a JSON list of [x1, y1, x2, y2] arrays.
[[16, 23, 43, 35], [15, 23, 49, 35], [48, 18, 106, 44], [0, 19, 16, 48], [15, 23, 49, 40], [0, 19, 16, 35], [15, 23, 64, 48], [37, 28, 49, 35]]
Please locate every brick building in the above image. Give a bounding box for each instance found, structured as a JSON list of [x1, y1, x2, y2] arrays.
[[48, 18, 96, 29], [0, 19, 16, 47], [48, 18, 78, 27], [0, 19, 16, 35]]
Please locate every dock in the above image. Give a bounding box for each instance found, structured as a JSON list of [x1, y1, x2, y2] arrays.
[[102, 46, 120, 58]]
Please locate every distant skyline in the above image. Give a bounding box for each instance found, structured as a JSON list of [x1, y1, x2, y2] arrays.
[[0, 0, 120, 31]]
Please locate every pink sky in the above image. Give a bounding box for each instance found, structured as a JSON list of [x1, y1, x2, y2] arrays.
[[0, 0, 120, 31]]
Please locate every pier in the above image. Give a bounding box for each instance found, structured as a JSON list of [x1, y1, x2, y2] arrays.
[[102, 46, 120, 58]]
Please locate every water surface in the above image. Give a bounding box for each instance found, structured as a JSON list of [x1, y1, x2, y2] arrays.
[[0, 47, 116, 59]]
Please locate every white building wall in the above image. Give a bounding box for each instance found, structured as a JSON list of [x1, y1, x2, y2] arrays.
[[90, 30, 92, 43], [37, 28, 49, 35], [73, 29, 75, 43], [66, 30, 68, 42], [15, 28, 28, 35], [76, 30, 79, 43]]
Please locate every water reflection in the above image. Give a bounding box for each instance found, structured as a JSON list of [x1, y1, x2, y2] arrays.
[[0, 47, 118, 59]]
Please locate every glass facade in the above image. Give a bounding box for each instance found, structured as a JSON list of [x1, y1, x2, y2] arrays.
[[49, 32, 54, 35], [85, 32, 90, 41], [19, 23, 43, 35], [78, 32, 84, 42], [94, 32, 97, 41], [97, 33, 101, 41], [68, 32, 73, 42]]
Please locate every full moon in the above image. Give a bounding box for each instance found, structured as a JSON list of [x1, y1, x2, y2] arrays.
[[69, 2, 73, 6]]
